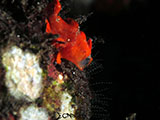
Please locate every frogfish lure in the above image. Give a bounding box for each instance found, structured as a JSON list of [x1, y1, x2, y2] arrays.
[[45, 0, 93, 70]]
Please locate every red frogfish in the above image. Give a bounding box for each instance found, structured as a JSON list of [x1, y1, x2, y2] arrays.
[[45, 0, 93, 70]]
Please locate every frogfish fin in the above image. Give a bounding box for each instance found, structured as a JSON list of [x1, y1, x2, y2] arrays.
[[56, 52, 62, 64], [52, 38, 66, 48], [46, 0, 61, 17], [45, 19, 52, 33], [88, 38, 92, 50], [53, 0, 62, 16]]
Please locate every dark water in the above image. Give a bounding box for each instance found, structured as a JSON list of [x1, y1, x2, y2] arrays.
[[80, 0, 154, 120]]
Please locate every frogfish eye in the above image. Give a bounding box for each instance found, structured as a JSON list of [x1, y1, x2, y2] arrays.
[[79, 55, 92, 69]]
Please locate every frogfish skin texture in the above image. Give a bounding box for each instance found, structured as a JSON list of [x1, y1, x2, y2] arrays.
[[45, 0, 93, 70]]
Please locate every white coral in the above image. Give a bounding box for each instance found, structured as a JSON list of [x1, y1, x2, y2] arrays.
[[2, 46, 43, 101], [19, 104, 49, 120], [58, 92, 77, 120]]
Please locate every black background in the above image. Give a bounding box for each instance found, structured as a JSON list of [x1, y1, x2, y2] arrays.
[[78, 0, 154, 119]]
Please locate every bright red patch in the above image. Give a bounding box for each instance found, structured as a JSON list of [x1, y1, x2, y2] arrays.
[[45, 0, 93, 70]]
